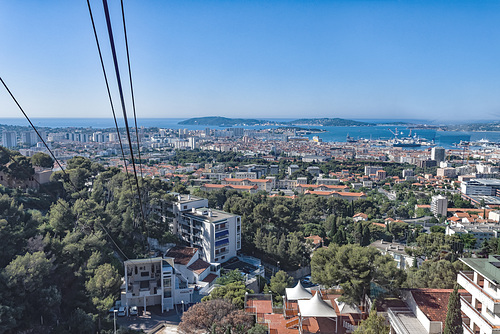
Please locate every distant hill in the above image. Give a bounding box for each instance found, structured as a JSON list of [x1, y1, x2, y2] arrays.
[[178, 116, 269, 126], [178, 116, 372, 127], [286, 118, 373, 126]]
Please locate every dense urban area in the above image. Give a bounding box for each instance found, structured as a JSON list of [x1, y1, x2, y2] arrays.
[[2, 123, 500, 334]]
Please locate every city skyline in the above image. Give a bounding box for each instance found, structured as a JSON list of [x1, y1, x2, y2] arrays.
[[1, 0, 500, 121]]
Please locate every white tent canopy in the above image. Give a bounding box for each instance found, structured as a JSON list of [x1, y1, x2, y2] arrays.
[[335, 298, 361, 314], [285, 281, 313, 301], [297, 293, 337, 318]]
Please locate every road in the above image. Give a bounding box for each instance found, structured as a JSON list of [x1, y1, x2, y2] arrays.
[[378, 188, 396, 201]]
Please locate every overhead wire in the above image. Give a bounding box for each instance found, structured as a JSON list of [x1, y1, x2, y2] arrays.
[[0, 77, 78, 192], [86, 0, 135, 195], [119, 0, 143, 178], [0, 144, 130, 260], [101, 0, 148, 237]]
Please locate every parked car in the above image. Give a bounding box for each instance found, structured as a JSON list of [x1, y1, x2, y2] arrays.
[[117, 306, 126, 317], [302, 275, 311, 284], [109, 301, 122, 313], [129, 306, 138, 316]]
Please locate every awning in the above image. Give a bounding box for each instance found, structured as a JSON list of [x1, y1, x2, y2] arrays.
[[285, 281, 313, 301], [297, 293, 337, 318]]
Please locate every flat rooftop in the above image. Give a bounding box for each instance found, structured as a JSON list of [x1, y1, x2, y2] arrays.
[[388, 308, 427, 334], [175, 194, 206, 204], [471, 179, 500, 186], [182, 207, 238, 223]]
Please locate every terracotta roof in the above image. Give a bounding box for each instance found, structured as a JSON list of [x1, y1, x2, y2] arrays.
[[336, 192, 366, 197], [410, 289, 466, 325], [306, 235, 323, 245], [187, 258, 211, 275], [202, 273, 218, 284], [165, 246, 198, 265], [203, 184, 226, 188]]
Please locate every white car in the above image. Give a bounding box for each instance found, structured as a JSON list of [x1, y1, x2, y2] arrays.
[[117, 306, 126, 317], [129, 306, 138, 316]]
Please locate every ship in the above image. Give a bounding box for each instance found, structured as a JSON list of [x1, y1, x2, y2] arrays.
[[346, 134, 357, 143], [385, 128, 435, 147]]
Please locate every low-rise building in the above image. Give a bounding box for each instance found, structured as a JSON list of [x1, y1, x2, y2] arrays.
[[388, 289, 460, 334], [369, 240, 420, 270]]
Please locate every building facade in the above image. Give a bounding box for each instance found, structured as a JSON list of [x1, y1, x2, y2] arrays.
[[173, 195, 241, 263], [457, 256, 500, 334]]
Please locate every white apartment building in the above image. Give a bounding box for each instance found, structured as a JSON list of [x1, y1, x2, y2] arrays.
[[121, 248, 220, 314], [2, 131, 17, 148], [173, 195, 241, 263], [430, 195, 448, 218], [431, 147, 445, 162], [121, 257, 192, 313], [446, 223, 499, 249], [457, 255, 500, 334]]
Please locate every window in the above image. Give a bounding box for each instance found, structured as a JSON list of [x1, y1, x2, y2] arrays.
[[141, 271, 149, 277]]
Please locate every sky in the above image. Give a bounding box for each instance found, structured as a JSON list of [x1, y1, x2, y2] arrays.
[[1, 0, 500, 122]]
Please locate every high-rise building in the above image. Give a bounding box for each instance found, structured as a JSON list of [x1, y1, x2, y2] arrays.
[[431, 147, 445, 162], [21, 131, 38, 146], [2, 131, 17, 148], [430, 195, 448, 218]]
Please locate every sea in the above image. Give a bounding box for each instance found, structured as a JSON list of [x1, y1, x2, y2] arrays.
[[1, 117, 500, 150]]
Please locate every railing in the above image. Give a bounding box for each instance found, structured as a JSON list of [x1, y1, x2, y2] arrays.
[[460, 295, 500, 330], [458, 271, 500, 306], [387, 308, 411, 334], [286, 316, 299, 328], [462, 321, 474, 334]]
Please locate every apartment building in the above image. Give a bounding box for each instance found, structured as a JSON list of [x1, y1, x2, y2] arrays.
[[173, 195, 241, 263], [121, 257, 192, 313], [388, 289, 456, 334], [430, 195, 448, 218], [121, 248, 220, 314], [457, 255, 500, 334]]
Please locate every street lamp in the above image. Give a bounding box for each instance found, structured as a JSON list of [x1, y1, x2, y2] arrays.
[[113, 310, 118, 334]]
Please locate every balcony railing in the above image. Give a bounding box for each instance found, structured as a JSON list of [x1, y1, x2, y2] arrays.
[[460, 295, 500, 331], [458, 271, 500, 314], [387, 308, 412, 334], [462, 321, 474, 334]]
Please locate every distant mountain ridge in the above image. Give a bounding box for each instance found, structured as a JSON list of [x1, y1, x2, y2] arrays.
[[178, 116, 373, 126]]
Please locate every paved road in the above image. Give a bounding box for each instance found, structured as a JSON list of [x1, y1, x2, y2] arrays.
[[403, 216, 434, 224]]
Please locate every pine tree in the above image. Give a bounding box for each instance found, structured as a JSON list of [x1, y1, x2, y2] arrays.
[[277, 234, 287, 259], [353, 309, 389, 334], [444, 285, 463, 334], [362, 224, 371, 246]]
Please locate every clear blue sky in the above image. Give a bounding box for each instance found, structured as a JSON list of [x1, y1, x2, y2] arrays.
[[1, 0, 500, 122]]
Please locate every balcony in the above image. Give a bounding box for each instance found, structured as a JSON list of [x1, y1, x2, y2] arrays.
[[458, 271, 500, 314], [460, 295, 500, 334], [215, 250, 229, 257]]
